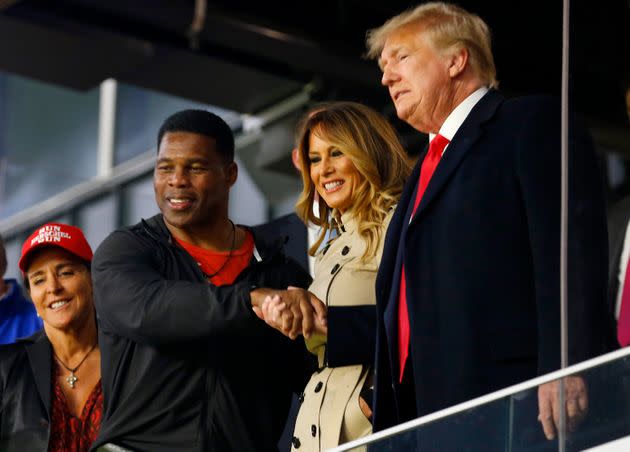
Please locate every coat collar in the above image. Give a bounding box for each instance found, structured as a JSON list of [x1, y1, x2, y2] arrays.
[[22, 330, 52, 414], [337, 210, 359, 235], [410, 89, 504, 224]]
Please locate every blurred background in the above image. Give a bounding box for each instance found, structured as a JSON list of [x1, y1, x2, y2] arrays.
[[0, 0, 628, 279]]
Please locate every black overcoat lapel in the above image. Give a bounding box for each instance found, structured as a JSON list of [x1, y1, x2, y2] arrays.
[[376, 155, 423, 309], [410, 90, 504, 224]]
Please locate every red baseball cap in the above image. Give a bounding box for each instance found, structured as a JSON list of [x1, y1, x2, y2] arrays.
[[18, 223, 93, 273]]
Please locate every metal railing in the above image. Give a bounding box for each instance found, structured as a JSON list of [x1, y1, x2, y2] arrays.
[[330, 346, 630, 451]]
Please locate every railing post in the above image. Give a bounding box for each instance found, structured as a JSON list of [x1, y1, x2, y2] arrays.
[[559, 0, 571, 449]]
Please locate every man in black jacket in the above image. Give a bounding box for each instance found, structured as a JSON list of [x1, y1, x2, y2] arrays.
[[91, 110, 324, 452]]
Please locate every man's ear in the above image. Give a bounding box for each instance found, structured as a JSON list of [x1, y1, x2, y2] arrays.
[[226, 161, 238, 188], [447, 46, 469, 78]]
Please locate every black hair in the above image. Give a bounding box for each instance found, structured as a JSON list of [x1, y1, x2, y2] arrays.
[[157, 109, 235, 162]]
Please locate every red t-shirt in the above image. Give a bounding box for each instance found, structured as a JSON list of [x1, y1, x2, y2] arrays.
[[176, 230, 254, 286], [48, 366, 103, 452]]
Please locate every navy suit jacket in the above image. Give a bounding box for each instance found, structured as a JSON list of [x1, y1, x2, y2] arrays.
[[254, 213, 309, 273], [373, 90, 612, 430], [606, 195, 630, 345]]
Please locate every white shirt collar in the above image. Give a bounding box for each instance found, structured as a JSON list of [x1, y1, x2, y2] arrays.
[[429, 86, 489, 143]]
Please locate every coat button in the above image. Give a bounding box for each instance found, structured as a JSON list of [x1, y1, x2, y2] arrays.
[[330, 263, 340, 274], [298, 392, 305, 403], [314, 381, 323, 393], [341, 246, 350, 255], [311, 425, 317, 437], [292, 436, 301, 448]]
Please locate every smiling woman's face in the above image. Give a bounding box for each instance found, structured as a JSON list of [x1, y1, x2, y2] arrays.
[[307, 131, 362, 214], [26, 247, 93, 333]]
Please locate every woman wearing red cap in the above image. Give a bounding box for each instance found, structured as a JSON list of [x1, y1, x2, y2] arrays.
[[0, 223, 102, 452]]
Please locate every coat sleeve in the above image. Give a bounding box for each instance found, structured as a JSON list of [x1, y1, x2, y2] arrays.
[[326, 305, 376, 367], [325, 212, 392, 368], [92, 229, 257, 345], [514, 97, 611, 374]]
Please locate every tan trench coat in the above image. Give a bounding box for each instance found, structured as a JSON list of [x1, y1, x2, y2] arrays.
[[291, 209, 393, 451]]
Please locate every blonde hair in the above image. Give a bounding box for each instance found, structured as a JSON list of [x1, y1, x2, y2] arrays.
[[295, 102, 412, 261], [366, 2, 498, 89]]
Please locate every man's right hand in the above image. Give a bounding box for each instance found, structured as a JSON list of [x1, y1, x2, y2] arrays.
[[251, 287, 327, 339], [537, 376, 588, 440]]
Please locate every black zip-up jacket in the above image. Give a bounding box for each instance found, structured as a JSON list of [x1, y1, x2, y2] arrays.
[[91, 214, 314, 452]]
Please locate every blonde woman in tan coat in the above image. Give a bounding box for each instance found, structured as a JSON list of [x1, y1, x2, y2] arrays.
[[256, 102, 412, 450]]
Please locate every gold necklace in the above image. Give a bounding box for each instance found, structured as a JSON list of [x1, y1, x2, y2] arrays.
[[53, 343, 97, 389]]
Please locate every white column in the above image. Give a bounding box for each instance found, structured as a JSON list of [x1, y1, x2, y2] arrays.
[[98, 78, 117, 178]]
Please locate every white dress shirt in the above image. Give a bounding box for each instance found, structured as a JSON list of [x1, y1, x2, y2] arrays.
[[615, 220, 630, 319], [408, 86, 489, 227], [429, 86, 489, 154]]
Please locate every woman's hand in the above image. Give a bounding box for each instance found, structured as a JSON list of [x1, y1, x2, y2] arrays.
[[359, 396, 373, 420], [258, 294, 286, 327]]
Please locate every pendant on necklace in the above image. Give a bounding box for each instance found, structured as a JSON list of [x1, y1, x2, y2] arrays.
[[66, 372, 78, 388]]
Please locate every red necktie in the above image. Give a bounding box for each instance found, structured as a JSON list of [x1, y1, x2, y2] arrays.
[[398, 134, 450, 382], [617, 256, 630, 346]]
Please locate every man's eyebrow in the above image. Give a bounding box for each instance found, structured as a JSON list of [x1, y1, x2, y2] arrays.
[[378, 47, 401, 70], [187, 158, 210, 164], [156, 157, 210, 165]]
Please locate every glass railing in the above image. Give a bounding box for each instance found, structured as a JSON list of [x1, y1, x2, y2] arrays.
[[331, 347, 630, 452]]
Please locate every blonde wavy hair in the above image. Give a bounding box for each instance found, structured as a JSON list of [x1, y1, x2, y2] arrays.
[[366, 2, 498, 89], [295, 102, 412, 261]]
